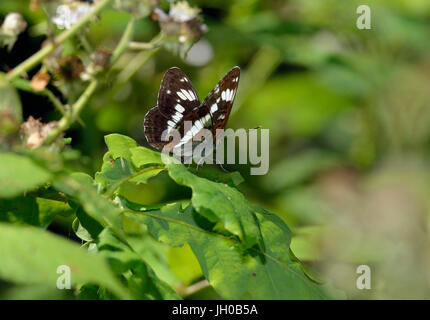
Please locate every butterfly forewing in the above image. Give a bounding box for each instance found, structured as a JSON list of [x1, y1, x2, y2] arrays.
[[201, 66, 240, 135], [157, 67, 200, 119], [174, 67, 240, 147]]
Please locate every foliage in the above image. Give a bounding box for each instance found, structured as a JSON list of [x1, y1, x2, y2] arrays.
[[2, 0, 430, 300], [0, 134, 332, 299]]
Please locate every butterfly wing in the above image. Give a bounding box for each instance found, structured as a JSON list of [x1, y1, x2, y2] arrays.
[[157, 67, 200, 118], [143, 106, 169, 151], [201, 66, 240, 136], [172, 66, 241, 150], [144, 66, 240, 155], [144, 67, 200, 151]]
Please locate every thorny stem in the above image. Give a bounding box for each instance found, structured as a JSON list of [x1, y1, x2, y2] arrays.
[[9, 0, 156, 146], [5, 0, 114, 82], [42, 15, 139, 145]]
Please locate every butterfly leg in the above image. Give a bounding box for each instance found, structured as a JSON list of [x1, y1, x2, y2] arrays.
[[215, 159, 230, 173], [195, 157, 206, 173]]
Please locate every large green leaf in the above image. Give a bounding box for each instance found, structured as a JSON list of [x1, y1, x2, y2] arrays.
[[0, 223, 128, 299], [0, 153, 51, 198], [125, 203, 330, 299], [166, 162, 262, 249]]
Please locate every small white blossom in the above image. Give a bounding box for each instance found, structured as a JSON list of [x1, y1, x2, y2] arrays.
[[168, 2, 200, 22], [2, 12, 27, 36], [52, 4, 92, 30]]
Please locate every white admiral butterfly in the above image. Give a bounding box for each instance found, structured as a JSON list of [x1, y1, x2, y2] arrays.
[[144, 66, 240, 161]]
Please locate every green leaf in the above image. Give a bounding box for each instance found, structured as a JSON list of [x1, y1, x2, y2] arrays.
[[73, 206, 104, 241], [127, 234, 182, 288], [130, 146, 163, 166], [0, 284, 74, 299], [167, 162, 262, 249], [168, 244, 203, 285], [105, 133, 138, 160], [0, 223, 128, 299], [72, 216, 95, 242], [95, 136, 165, 194], [13, 146, 68, 173], [53, 173, 123, 237], [96, 155, 134, 191], [0, 76, 22, 135], [125, 203, 330, 299], [0, 196, 73, 228], [188, 166, 245, 187], [97, 228, 181, 300], [0, 153, 51, 198], [77, 283, 101, 300]]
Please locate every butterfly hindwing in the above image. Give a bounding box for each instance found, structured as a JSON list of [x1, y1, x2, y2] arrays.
[[143, 106, 169, 151], [170, 103, 213, 150]]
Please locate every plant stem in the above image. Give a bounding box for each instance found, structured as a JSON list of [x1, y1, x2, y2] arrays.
[[78, 34, 93, 53], [45, 90, 66, 115], [178, 280, 210, 298], [43, 79, 99, 144], [71, 79, 99, 120], [115, 48, 159, 84], [110, 17, 137, 66], [127, 33, 164, 50], [12, 78, 66, 115], [128, 41, 157, 50], [5, 0, 114, 82]]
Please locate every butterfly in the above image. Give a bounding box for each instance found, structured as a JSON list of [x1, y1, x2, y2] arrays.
[[143, 66, 240, 162]]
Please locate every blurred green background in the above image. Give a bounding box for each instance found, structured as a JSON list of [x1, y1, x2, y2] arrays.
[[2, 0, 430, 299]]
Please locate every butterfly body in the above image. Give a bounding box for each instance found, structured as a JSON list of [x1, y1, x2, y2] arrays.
[[144, 66, 240, 161]]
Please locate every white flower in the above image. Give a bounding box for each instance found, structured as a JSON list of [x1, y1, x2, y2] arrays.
[[168, 1, 200, 22], [52, 3, 92, 30], [2, 12, 27, 36]]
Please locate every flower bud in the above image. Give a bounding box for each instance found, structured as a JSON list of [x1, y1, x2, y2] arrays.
[[155, 1, 207, 57], [20, 116, 59, 149]]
